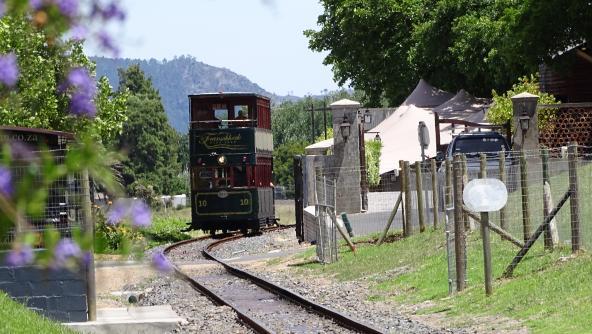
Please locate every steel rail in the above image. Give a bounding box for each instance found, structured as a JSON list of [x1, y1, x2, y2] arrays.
[[203, 234, 384, 334], [163, 226, 292, 334]]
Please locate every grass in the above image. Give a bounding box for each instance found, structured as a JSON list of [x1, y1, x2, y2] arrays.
[[0, 292, 77, 334], [299, 226, 591, 333]]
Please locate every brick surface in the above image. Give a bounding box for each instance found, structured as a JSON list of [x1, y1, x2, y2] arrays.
[[27, 297, 48, 309], [0, 268, 15, 283], [68, 311, 88, 322], [61, 280, 87, 296], [0, 282, 32, 297], [31, 281, 63, 296], [56, 295, 87, 311]]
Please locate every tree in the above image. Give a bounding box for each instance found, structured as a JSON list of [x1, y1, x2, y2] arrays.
[[272, 141, 307, 194], [116, 65, 183, 195], [0, 15, 127, 142], [306, 0, 592, 104]]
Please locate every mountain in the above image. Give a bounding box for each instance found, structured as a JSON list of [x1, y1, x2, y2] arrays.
[[92, 56, 300, 132]]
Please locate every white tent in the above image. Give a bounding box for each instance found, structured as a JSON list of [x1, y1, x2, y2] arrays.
[[402, 79, 454, 107]]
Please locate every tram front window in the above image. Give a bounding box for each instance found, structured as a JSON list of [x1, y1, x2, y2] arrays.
[[194, 166, 248, 189]]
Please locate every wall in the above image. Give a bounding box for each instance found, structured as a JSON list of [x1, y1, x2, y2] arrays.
[[0, 259, 88, 322]]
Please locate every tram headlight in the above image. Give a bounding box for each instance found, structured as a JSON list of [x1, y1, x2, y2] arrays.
[[217, 155, 226, 165]]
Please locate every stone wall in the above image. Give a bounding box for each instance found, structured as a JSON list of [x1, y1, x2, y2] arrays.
[[0, 259, 88, 322]]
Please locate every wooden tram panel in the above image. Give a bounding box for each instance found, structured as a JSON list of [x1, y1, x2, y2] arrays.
[[188, 93, 274, 233]]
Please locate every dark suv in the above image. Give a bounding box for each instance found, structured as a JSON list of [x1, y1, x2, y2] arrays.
[[437, 131, 516, 205]]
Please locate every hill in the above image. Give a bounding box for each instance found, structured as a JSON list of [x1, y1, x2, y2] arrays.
[[92, 56, 300, 132]]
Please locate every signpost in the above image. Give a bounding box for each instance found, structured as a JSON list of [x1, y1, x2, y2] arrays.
[[463, 178, 508, 295]]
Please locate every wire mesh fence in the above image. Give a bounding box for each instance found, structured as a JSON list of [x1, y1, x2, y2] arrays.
[[314, 175, 337, 264], [2, 149, 88, 248], [306, 144, 590, 291]]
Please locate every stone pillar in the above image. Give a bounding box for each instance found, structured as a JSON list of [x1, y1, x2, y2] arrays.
[[331, 99, 362, 214], [511, 92, 540, 151]]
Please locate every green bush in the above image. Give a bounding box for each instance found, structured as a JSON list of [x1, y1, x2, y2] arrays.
[[487, 73, 558, 131], [141, 216, 191, 247], [365, 139, 382, 186], [94, 208, 145, 254]]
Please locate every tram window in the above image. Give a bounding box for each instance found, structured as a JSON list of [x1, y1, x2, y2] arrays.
[[214, 105, 229, 129]]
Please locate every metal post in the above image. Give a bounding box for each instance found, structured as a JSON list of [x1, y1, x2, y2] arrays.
[[541, 147, 552, 249], [498, 151, 507, 233], [568, 143, 580, 252], [480, 154, 492, 295], [323, 100, 328, 140], [81, 169, 96, 321], [452, 155, 466, 291]]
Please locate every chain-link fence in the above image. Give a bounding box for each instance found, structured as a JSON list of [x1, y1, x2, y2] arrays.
[[307, 144, 590, 291], [2, 148, 88, 248], [314, 175, 337, 264]]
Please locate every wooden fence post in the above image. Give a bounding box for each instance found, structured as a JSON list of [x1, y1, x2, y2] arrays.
[[568, 143, 581, 252], [520, 151, 531, 243], [81, 169, 96, 321], [415, 162, 426, 233], [431, 159, 439, 229], [498, 151, 507, 233], [403, 161, 414, 236], [461, 155, 474, 231], [452, 154, 467, 291]]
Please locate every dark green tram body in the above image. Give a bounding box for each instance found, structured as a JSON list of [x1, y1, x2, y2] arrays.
[[188, 93, 275, 232]]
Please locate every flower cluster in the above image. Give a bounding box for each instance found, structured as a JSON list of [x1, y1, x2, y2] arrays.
[[61, 67, 97, 117], [0, 166, 13, 197], [151, 250, 173, 273], [107, 199, 152, 228], [4, 245, 34, 267], [0, 53, 19, 87]]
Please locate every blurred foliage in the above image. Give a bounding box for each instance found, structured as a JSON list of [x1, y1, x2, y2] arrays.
[[0, 16, 127, 145], [94, 207, 145, 255], [141, 216, 191, 248]]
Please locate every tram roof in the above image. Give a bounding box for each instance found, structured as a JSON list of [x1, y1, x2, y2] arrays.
[[188, 92, 271, 101]]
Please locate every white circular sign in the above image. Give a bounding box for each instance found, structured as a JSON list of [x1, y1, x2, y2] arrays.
[[463, 178, 508, 212]]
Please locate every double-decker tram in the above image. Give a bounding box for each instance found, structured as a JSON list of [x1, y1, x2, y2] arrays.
[[188, 93, 275, 234]]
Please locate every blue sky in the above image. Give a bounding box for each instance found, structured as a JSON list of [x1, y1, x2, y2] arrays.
[[86, 0, 340, 97]]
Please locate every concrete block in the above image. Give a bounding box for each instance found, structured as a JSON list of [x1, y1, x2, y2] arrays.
[[62, 280, 87, 296], [0, 267, 15, 283], [56, 295, 87, 311], [69, 311, 88, 322], [0, 282, 32, 297], [31, 281, 63, 296], [27, 296, 48, 309], [42, 310, 70, 322]]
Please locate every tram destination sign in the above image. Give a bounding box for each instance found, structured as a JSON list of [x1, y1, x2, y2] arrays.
[[191, 128, 254, 154]]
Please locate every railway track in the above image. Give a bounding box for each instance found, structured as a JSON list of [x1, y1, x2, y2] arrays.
[[164, 227, 384, 334]]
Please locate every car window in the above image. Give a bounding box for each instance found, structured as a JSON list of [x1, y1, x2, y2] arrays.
[[453, 136, 508, 154]]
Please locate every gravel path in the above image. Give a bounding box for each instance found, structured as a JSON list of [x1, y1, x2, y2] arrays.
[[138, 273, 254, 333], [209, 228, 308, 259], [188, 267, 359, 334]]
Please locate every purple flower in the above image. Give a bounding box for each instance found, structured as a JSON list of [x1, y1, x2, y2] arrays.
[[64, 67, 97, 117], [29, 0, 43, 10], [67, 67, 95, 93], [82, 251, 92, 266], [9, 141, 37, 161], [107, 200, 127, 225], [97, 30, 119, 55], [69, 24, 88, 41], [130, 200, 151, 228], [53, 238, 81, 267], [0, 166, 13, 197], [102, 2, 125, 21], [151, 251, 173, 273], [0, 1, 5, 18], [0, 53, 19, 87], [4, 245, 34, 267], [70, 91, 96, 117], [56, 0, 78, 18]]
